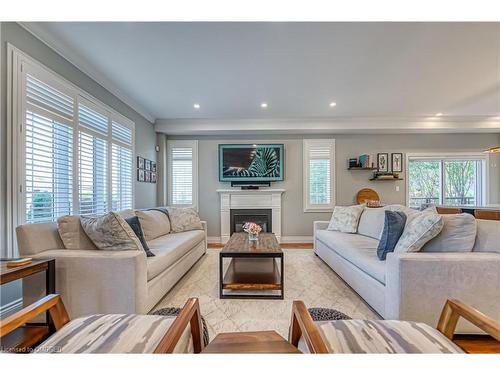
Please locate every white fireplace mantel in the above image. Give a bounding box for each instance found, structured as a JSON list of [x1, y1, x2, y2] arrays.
[[216, 188, 285, 244]]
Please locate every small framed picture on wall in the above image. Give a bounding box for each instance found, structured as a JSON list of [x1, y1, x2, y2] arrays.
[[377, 153, 389, 172], [145, 160, 151, 171], [151, 172, 157, 183], [137, 156, 144, 170], [391, 153, 403, 173], [137, 169, 144, 182], [145, 170, 151, 182], [151, 162, 157, 172]]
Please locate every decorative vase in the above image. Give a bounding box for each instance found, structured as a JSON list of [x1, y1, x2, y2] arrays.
[[248, 232, 259, 241]]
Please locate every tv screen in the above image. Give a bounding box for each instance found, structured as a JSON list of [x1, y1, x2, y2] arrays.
[[219, 144, 284, 182]]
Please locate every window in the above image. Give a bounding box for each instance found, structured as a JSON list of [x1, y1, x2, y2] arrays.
[[407, 154, 488, 208], [303, 139, 335, 212], [167, 140, 198, 207], [11, 47, 135, 224]]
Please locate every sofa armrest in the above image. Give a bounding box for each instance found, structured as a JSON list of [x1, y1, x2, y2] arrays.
[[385, 252, 500, 333], [24, 249, 148, 319], [313, 221, 329, 253]]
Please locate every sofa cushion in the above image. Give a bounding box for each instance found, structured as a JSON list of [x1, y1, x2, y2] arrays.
[[135, 210, 171, 241], [80, 212, 144, 251], [422, 213, 477, 253], [377, 211, 407, 260], [309, 319, 463, 353], [57, 215, 98, 250], [166, 207, 203, 233], [394, 212, 443, 253], [147, 230, 205, 280], [472, 219, 500, 253], [357, 207, 386, 240], [316, 230, 385, 284], [327, 205, 365, 233]]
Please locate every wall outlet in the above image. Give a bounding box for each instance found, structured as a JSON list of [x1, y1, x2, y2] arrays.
[[395, 185, 400, 192]]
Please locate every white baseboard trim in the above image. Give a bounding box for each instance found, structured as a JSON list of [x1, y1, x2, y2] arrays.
[[280, 236, 313, 243], [208, 235, 313, 244], [0, 298, 23, 318]]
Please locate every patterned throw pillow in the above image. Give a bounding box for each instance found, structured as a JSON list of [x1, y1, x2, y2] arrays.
[[80, 212, 144, 251], [394, 212, 444, 253], [166, 207, 203, 233], [327, 205, 365, 233]]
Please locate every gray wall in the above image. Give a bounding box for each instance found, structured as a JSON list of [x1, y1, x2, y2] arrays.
[[0, 22, 157, 254], [170, 133, 500, 238]]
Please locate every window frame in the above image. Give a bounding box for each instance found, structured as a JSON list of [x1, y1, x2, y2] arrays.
[[405, 152, 489, 208], [167, 140, 199, 209], [8, 44, 135, 245], [303, 139, 336, 213]]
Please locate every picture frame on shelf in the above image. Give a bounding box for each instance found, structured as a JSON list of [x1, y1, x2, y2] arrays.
[[137, 156, 144, 170], [137, 169, 145, 182], [377, 153, 389, 172], [391, 153, 403, 172]]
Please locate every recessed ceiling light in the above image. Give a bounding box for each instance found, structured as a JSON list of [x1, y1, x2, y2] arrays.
[[329, 102, 337, 107], [435, 112, 443, 117], [260, 102, 268, 108], [193, 103, 200, 109]]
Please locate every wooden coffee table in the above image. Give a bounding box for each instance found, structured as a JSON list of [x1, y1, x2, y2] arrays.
[[219, 232, 283, 299]]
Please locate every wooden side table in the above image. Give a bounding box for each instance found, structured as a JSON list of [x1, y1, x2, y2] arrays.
[[202, 331, 301, 354], [0, 258, 55, 352]]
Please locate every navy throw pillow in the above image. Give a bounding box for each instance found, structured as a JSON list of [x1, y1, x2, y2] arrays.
[[125, 216, 155, 257], [377, 211, 407, 261]]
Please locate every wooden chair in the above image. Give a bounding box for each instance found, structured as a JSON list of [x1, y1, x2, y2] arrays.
[[289, 299, 500, 354], [474, 209, 500, 221], [436, 207, 462, 214], [0, 294, 204, 354]]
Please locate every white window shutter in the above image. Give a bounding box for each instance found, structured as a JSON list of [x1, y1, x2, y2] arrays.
[[111, 120, 134, 211], [168, 141, 198, 207], [303, 139, 335, 212]]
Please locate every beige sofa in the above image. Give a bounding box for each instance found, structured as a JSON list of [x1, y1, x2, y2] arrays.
[[314, 209, 500, 333], [16, 210, 207, 319]]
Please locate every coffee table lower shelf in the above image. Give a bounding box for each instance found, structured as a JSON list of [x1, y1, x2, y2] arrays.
[[220, 258, 283, 299]]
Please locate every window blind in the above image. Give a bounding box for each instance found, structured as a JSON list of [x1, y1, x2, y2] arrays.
[[171, 147, 194, 205], [112, 144, 133, 211]]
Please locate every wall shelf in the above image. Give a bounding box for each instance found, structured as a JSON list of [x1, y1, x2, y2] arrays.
[[369, 177, 403, 181], [347, 167, 377, 171]]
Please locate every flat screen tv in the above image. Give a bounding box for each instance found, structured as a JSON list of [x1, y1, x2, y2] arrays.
[[219, 144, 284, 182]]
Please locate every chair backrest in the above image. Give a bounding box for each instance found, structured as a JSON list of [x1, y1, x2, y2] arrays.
[[474, 209, 500, 221]]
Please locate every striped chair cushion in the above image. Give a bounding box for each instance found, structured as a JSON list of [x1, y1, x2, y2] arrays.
[[302, 320, 463, 353], [35, 314, 193, 353]]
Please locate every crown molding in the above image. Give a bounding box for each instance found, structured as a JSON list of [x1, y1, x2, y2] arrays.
[[18, 22, 155, 124], [155, 116, 500, 135]]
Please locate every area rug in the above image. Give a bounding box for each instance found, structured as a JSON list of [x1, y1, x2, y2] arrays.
[[152, 249, 379, 339]]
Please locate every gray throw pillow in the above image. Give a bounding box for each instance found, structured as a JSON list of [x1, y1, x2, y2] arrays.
[[422, 213, 477, 253], [377, 211, 407, 260], [80, 212, 144, 251]]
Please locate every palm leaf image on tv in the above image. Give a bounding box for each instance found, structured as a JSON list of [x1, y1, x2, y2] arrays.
[[224, 147, 280, 177]]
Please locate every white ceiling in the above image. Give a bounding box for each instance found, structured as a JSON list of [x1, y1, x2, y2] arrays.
[[23, 22, 500, 124]]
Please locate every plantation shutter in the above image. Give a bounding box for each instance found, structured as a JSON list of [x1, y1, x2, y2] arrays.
[[303, 139, 335, 211], [168, 141, 198, 207], [24, 73, 74, 223], [111, 120, 134, 210], [78, 100, 109, 214]]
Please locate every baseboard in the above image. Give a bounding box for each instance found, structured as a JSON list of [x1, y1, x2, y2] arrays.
[[0, 298, 23, 318], [208, 235, 313, 244]]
